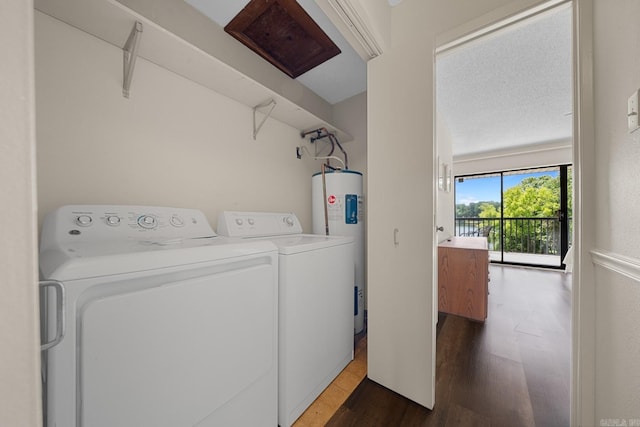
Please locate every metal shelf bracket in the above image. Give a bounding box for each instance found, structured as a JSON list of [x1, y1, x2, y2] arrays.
[[253, 98, 277, 140], [123, 21, 143, 98]]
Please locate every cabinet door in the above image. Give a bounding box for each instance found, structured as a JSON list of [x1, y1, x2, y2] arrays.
[[367, 42, 436, 409], [439, 247, 487, 321]]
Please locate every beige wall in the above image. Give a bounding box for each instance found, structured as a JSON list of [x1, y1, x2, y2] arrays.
[[0, 0, 42, 426], [35, 12, 330, 232], [592, 0, 640, 421], [333, 92, 368, 182]]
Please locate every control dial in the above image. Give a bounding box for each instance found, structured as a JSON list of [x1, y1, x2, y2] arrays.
[[75, 215, 93, 227], [235, 218, 244, 226], [284, 216, 295, 227], [137, 215, 157, 229], [170, 215, 184, 227], [106, 215, 121, 226]]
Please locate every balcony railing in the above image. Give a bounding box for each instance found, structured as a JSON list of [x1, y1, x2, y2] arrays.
[[455, 217, 572, 263]]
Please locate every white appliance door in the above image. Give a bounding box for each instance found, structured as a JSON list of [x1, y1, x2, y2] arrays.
[[278, 242, 354, 426], [78, 264, 277, 427]]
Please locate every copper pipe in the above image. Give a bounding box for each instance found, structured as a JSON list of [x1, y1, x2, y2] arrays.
[[321, 163, 330, 236]]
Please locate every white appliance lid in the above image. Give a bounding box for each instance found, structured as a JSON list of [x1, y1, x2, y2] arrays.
[[258, 234, 353, 255], [40, 237, 277, 281]]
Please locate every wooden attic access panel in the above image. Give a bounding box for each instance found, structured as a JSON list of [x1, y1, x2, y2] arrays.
[[225, 0, 341, 78]]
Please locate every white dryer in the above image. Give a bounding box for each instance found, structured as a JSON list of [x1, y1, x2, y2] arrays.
[[39, 205, 278, 427], [217, 211, 354, 427]]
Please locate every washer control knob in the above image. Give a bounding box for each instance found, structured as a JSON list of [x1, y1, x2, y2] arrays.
[[138, 215, 157, 229], [284, 216, 295, 227], [170, 215, 184, 227], [106, 215, 121, 226], [247, 218, 255, 226], [75, 215, 93, 227], [235, 218, 244, 226]]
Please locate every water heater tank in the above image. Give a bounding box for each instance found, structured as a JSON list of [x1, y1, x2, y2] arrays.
[[312, 170, 365, 334]]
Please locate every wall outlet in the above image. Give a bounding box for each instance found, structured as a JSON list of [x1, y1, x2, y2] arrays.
[[628, 90, 639, 133]]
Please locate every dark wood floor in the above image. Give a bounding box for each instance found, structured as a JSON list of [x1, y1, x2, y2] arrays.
[[326, 265, 571, 427]]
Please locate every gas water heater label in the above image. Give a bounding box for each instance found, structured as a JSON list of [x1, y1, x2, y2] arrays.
[[327, 194, 364, 224], [327, 195, 343, 222], [345, 194, 358, 224]]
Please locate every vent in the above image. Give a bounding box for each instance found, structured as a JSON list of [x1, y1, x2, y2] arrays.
[[225, 0, 341, 78]]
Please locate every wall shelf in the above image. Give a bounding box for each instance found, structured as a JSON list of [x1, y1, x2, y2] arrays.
[[34, 0, 352, 142], [122, 20, 142, 98], [253, 99, 277, 140]]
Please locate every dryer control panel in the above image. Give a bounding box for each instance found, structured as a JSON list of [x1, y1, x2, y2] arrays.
[[217, 211, 303, 237]]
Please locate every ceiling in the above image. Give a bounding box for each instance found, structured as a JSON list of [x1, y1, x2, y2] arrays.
[[436, 5, 573, 157], [184, 0, 367, 105]]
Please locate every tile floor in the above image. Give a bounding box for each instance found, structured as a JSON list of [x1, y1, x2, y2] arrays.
[[292, 334, 368, 426]]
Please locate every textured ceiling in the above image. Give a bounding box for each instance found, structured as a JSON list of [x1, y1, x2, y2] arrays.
[[436, 5, 573, 157], [185, 0, 366, 104]]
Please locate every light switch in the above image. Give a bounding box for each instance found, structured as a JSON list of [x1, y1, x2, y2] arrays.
[[628, 90, 639, 133]]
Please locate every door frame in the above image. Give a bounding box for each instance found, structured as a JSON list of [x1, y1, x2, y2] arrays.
[[0, 0, 43, 425]]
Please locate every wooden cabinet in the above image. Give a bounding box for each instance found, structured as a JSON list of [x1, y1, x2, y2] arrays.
[[438, 237, 489, 322]]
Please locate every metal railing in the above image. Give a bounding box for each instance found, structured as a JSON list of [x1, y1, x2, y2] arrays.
[[455, 217, 571, 256]]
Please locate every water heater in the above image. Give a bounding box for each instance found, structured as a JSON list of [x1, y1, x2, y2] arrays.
[[312, 170, 365, 334]]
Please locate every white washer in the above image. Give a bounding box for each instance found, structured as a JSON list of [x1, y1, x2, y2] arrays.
[[39, 205, 278, 427], [217, 211, 354, 427]]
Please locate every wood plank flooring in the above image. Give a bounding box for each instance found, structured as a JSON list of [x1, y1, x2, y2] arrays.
[[293, 333, 368, 427], [325, 265, 571, 427]]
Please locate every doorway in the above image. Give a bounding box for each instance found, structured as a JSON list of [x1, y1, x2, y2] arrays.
[[434, 0, 574, 422]]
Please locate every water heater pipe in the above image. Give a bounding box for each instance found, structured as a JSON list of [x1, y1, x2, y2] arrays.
[[321, 163, 330, 236], [296, 146, 345, 170], [301, 127, 348, 169], [328, 133, 349, 170]]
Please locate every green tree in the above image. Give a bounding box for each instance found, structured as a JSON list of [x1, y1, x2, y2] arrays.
[[502, 175, 561, 254], [503, 177, 559, 218], [478, 202, 499, 218]]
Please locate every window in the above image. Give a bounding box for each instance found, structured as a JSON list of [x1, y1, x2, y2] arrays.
[[455, 166, 572, 268]]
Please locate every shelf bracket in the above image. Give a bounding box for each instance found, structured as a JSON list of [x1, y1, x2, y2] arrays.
[[253, 98, 277, 140], [123, 21, 143, 98]]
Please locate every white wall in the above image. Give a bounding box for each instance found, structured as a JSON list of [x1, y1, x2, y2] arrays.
[[592, 0, 640, 421], [35, 12, 327, 231], [0, 1, 42, 425]]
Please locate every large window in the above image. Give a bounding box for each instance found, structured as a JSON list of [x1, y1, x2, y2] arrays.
[[455, 166, 572, 268]]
